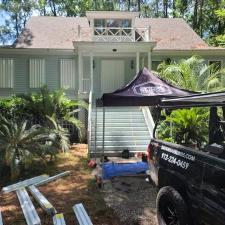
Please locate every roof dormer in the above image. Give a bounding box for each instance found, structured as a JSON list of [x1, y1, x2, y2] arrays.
[[86, 11, 139, 28]]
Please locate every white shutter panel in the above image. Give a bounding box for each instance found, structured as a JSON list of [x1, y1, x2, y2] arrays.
[[29, 59, 45, 88], [60, 59, 75, 89], [0, 59, 14, 88]]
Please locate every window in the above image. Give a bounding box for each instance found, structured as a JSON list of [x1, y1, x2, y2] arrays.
[[209, 60, 222, 71], [29, 59, 45, 88], [60, 59, 75, 89], [94, 19, 131, 28], [0, 58, 14, 88]]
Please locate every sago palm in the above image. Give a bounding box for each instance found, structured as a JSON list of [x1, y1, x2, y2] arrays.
[[0, 116, 57, 180], [19, 86, 88, 139]]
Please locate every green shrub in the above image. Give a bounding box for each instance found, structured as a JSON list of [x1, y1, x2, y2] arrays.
[[157, 108, 209, 148]]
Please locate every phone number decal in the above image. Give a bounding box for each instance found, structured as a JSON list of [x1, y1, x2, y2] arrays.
[[161, 153, 189, 170]]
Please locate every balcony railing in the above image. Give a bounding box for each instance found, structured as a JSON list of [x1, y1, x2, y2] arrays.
[[78, 26, 151, 42]]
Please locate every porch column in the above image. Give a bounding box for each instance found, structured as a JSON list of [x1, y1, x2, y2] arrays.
[[136, 51, 140, 74], [78, 52, 83, 93], [147, 51, 152, 70], [90, 53, 93, 92]]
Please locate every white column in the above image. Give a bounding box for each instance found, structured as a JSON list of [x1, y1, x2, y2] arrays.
[[136, 51, 140, 74], [78, 52, 83, 93], [90, 53, 93, 92], [148, 51, 152, 70], [141, 55, 145, 69]]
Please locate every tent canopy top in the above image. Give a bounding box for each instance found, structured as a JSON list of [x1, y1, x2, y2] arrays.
[[101, 67, 197, 107]]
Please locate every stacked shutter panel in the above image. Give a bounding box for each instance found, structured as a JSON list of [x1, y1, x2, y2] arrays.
[[0, 59, 14, 88], [29, 59, 45, 88], [60, 59, 75, 90]]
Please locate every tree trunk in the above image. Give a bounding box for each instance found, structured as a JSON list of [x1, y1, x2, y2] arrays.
[[172, 0, 176, 18], [49, 0, 57, 16], [193, 0, 198, 30], [138, 0, 141, 12], [15, 13, 19, 37], [163, 0, 168, 18], [128, 0, 131, 11], [198, 0, 204, 37]]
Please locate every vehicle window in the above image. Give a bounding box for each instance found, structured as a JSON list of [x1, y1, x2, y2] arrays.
[[155, 107, 209, 150]]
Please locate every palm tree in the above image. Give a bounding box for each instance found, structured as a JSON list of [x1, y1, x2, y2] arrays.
[[157, 56, 225, 92], [19, 86, 88, 140], [0, 116, 57, 180]]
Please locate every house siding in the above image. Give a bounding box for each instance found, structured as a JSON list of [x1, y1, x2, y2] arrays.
[[0, 52, 224, 99], [0, 54, 78, 99]]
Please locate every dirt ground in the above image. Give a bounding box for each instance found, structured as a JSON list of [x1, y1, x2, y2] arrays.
[[0, 144, 157, 225]]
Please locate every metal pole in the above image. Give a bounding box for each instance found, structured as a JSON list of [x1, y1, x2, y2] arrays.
[[94, 105, 97, 155], [102, 107, 105, 163]]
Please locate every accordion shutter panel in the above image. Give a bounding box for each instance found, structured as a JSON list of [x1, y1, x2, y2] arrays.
[[60, 59, 75, 89], [29, 59, 45, 88], [0, 59, 14, 88]]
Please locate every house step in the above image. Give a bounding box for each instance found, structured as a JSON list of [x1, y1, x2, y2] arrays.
[[91, 135, 150, 141], [91, 145, 148, 151], [89, 106, 152, 154], [92, 130, 150, 136], [91, 140, 149, 146], [95, 126, 148, 131]]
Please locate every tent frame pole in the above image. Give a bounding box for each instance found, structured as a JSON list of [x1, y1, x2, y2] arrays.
[[102, 107, 105, 164]]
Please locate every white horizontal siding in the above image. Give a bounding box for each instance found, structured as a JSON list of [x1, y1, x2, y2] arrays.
[[29, 59, 45, 88], [0, 58, 14, 88], [60, 59, 75, 89]]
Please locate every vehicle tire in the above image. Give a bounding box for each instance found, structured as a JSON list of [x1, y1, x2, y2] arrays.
[[156, 186, 191, 225]]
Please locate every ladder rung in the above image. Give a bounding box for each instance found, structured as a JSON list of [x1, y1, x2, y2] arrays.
[[16, 188, 41, 225], [28, 185, 57, 216]]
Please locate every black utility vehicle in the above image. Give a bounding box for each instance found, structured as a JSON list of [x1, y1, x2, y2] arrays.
[[147, 92, 225, 225]]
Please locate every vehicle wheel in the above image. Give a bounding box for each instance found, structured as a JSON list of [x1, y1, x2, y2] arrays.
[[156, 186, 190, 225]]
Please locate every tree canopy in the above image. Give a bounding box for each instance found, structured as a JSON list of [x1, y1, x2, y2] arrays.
[[0, 0, 225, 47]]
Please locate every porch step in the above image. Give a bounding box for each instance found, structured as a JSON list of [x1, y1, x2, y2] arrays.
[[90, 106, 151, 154]]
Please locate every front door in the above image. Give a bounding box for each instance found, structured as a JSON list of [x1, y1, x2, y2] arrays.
[[101, 59, 125, 94]]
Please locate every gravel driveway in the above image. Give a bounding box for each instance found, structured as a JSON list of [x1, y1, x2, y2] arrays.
[[102, 176, 158, 225]]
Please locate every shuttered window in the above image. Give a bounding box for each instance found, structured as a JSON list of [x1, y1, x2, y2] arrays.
[[60, 59, 75, 89], [29, 59, 46, 88], [0, 58, 14, 88]]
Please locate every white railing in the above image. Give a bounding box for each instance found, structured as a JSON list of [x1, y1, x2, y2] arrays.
[[82, 78, 90, 94], [78, 25, 151, 42], [141, 106, 155, 138], [93, 27, 150, 42], [87, 91, 93, 157]]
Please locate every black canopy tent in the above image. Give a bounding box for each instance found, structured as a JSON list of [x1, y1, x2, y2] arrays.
[[96, 68, 197, 160], [101, 67, 197, 107]]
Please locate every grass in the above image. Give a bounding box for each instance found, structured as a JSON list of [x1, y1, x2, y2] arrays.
[[0, 144, 122, 225]]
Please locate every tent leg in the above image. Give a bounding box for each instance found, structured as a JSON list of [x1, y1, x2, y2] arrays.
[[94, 106, 97, 155], [102, 107, 105, 163]]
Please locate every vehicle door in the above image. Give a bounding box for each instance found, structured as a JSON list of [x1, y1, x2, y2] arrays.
[[201, 157, 225, 225]]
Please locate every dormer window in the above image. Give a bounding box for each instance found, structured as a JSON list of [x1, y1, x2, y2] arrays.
[[94, 19, 132, 28]]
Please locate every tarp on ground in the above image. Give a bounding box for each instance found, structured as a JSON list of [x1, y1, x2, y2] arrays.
[[101, 67, 197, 107], [103, 162, 149, 179]]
